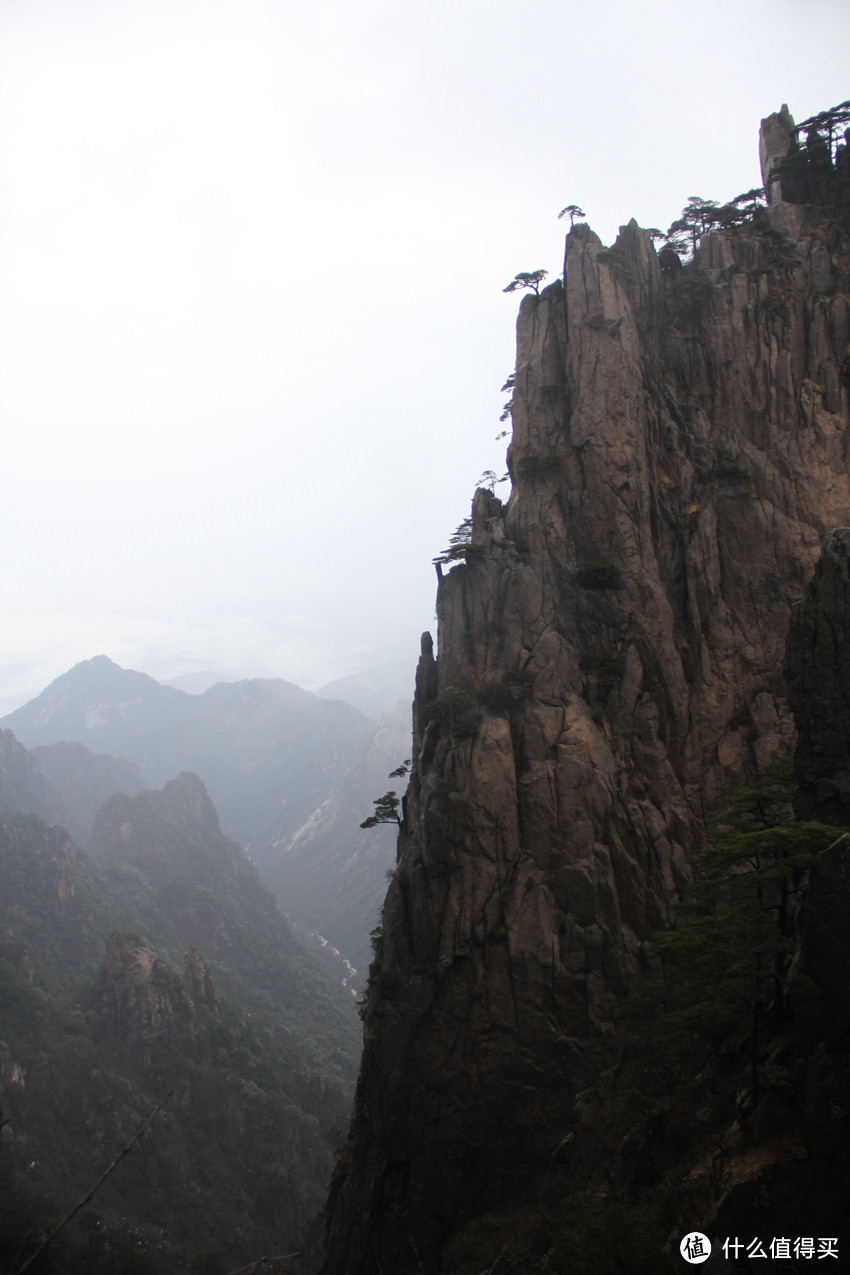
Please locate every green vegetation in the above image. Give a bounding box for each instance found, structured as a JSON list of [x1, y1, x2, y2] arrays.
[[500, 372, 515, 425], [557, 204, 586, 227], [579, 654, 625, 690], [664, 193, 765, 259], [476, 669, 535, 714], [574, 561, 621, 590], [640, 761, 841, 1112], [361, 761, 412, 830], [426, 765, 846, 1275], [477, 468, 508, 493], [768, 100, 850, 215], [421, 688, 480, 740], [0, 787, 360, 1273], [656, 99, 850, 272], [587, 312, 623, 337], [541, 1196, 674, 1274], [502, 270, 548, 295], [665, 268, 715, 335], [596, 245, 636, 285], [360, 791, 403, 829], [516, 454, 562, 480], [713, 461, 751, 486], [433, 518, 486, 568], [434, 1193, 674, 1275]]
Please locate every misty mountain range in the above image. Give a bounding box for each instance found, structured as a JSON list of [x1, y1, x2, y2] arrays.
[[0, 769, 362, 1270], [0, 655, 404, 1267], [0, 654, 410, 979]]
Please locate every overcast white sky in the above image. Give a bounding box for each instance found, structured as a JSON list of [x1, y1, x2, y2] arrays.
[[0, 0, 847, 715]]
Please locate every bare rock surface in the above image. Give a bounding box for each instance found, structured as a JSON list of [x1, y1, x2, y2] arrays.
[[323, 109, 850, 1273], [96, 931, 198, 1061]]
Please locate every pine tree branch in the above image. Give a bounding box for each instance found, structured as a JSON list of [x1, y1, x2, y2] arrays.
[[14, 1091, 173, 1275]]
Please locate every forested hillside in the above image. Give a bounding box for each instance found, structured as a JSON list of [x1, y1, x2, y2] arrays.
[[0, 775, 360, 1273]]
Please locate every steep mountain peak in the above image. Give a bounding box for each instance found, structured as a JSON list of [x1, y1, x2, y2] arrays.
[[95, 930, 198, 1058], [0, 654, 186, 751], [322, 103, 850, 1272], [47, 653, 164, 695], [163, 769, 226, 835], [90, 772, 230, 880]]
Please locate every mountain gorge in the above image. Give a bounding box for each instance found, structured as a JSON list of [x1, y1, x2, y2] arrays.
[[0, 773, 361, 1272], [0, 660, 411, 1268], [1, 657, 407, 978], [322, 104, 850, 1272], [3, 100, 850, 1275]]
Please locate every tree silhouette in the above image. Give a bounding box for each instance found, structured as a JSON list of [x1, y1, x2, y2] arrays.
[[360, 791, 402, 829], [498, 372, 515, 423], [664, 196, 724, 257], [767, 100, 850, 210], [360, 763, 411, 829], [477, 469, 507, 493], [432, 517, 474, 566], [794, 100, 850, 163], [557, 204, 586, 227], [647, 763, 840, 1110], [502, 270, 548, 295]]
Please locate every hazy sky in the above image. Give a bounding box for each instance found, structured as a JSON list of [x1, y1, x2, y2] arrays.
[[1, 0, 847, 714]]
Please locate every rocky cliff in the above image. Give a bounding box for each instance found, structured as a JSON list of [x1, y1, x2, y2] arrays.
[[323, 106, 850, 1272]]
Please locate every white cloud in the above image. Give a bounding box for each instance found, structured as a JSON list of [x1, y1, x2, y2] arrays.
[[1, 0, 849, 711]]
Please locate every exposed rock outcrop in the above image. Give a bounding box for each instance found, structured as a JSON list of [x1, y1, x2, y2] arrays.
[[323, 108, 850, 1272], [183, 944, 222, 1015], [90, 771, 237, 880], [95, 931, 198, 1062]]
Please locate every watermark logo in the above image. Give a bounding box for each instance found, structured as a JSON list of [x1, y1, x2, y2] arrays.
[[680, 1232, 712, 1264]]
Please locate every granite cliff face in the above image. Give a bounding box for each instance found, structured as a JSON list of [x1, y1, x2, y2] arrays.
[[323, 107, 850, 1272]]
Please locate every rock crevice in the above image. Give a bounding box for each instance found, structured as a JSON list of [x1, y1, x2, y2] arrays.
[[323, 107, 850, 1273]]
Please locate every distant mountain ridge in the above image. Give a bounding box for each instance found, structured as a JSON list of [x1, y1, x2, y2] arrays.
[[315, 659, 415, 718], [4, 655, 187, 753], [1, 655, 408, 975], [161, 668, 236, 693], [0, 727, 66, 827], [1, 656, 374, 835], [32, 741, 147, 840], [0, 727, 146, 844]]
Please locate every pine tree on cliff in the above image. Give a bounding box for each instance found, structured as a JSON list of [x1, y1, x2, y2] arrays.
[[502, 269, 548, 294]]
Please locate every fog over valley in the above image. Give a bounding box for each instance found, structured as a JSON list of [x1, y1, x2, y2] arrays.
[[1, 0, 847, 715], [2, 3, 850, 1272]]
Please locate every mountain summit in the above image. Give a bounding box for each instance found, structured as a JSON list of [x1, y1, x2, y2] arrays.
[[322, 104, 850, 1272], [1, 657, 405, 972], [1, 655, 186, 758]]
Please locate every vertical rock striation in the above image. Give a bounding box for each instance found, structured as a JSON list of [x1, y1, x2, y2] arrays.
[[323, 109, 850, 1272]]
